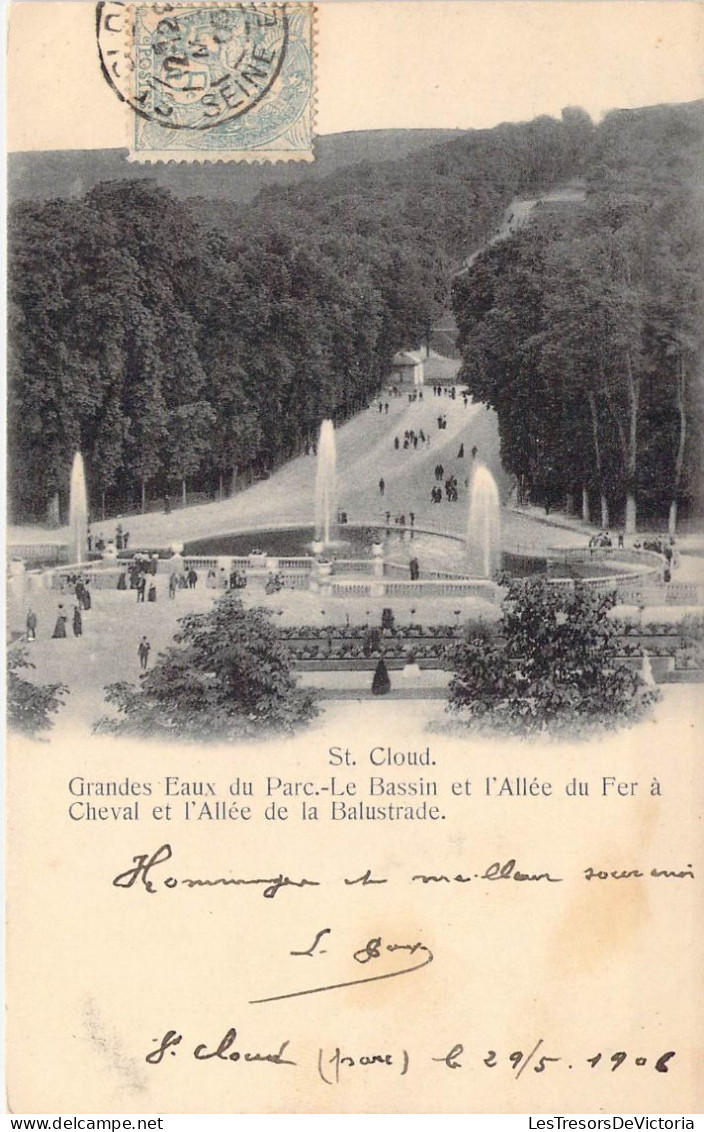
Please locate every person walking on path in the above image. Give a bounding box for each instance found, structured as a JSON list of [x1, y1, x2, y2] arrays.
[[81, 580, 92, 610], [379, 478, 385, 496], [137, 574, 147, 603], [52, 606, 67, 639], [72, 604, 83, 637], [372, 657, 391, 696], [168, 572, 178, 599], [148, 581, 157, 603], [26, 608, 37, 642], [138, 637, 151, 671]]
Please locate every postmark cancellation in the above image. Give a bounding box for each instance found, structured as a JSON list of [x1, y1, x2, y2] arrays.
[[97, 1, 315, 162]]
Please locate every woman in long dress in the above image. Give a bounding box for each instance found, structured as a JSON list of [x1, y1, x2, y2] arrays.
[[72, 604, 83, 637], [52, 606, 68, 638]]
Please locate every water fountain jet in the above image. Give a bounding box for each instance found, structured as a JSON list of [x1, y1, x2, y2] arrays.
[[314, 420, 337, 547], [466, 463, 501, 578], [68, 451, 89, 565]]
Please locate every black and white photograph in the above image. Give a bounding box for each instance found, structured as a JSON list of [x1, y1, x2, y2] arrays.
[[5, 0, 704, 1118]]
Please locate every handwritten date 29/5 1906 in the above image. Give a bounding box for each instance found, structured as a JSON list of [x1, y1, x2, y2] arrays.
[[145, 1028, 677, 1084]]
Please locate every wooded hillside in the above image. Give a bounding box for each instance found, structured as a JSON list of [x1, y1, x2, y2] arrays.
[[9, 102, 702, 527], [453, 101, 704, 531]]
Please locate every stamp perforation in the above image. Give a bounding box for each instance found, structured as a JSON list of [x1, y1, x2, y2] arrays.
[[96, 0, 316, 164]]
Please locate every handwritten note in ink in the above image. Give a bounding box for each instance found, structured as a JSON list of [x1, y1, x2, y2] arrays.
[[6, 0, 704, 1115]]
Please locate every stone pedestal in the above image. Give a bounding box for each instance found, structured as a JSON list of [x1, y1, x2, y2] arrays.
[[311, 559, 332, 595]]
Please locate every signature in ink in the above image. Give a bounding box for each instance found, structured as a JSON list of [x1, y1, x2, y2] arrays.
[[290, 928, 331, 956], [250, 933, 434, 1004]]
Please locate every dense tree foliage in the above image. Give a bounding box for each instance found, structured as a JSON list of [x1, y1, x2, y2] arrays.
[[9, 109, 593, 521], [447, 579, 659, 736], [94, 594, 319, 740], [7, 649, 68, 735], [454, 102, 704, 531]]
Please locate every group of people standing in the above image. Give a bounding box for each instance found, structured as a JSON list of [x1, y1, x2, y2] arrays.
[[588, 530, 619, 550], [86, 524, 130, 555], [430, 459, 466, 504], [430, 478, 459, 504], [587, 530, 679, 583], [117, 555, 159, 601], [394, 428, 430, 452], [42, 573, 94, 640], [385, 511, 415, 528], [168, 567, 198, 598]]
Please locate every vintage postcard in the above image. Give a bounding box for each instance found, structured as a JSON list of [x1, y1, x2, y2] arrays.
[[5, 0, 704, 1116]]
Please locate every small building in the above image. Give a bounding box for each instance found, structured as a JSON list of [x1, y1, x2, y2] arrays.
[[391, 349, 424, 387]]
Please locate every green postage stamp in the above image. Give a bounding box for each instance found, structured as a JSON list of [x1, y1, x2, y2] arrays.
[[97, 2, 315, 162]]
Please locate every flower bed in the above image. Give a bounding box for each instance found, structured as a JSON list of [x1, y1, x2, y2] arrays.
[[275, 620, 703, 674]]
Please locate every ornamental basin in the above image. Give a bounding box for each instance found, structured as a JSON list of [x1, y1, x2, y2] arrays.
[[182, 524, 628, 579]]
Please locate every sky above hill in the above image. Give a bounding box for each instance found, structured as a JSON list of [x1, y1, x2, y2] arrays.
[[7, 1, 703, 151], [316, 2, 704, 133]]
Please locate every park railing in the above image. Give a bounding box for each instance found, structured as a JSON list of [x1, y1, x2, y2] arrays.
[[8, 543, 68, 565], [326, 578, 499, 599], [619, 583, 702, 606], [383, 578, 497, 598], [548, 546, 664, 568], [331, 581, 374, 597], [277, 557, 315, 570], [181, 555, 250, 573], [331, 559, 377, 575]]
